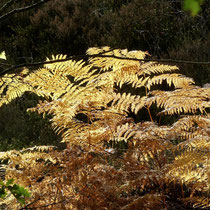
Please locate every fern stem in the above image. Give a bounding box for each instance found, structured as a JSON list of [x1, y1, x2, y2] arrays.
[[147, 106, 154, 122], [145, 86, 154, 122]]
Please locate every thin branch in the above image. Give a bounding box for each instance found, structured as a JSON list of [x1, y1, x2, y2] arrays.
[[0, 0, 14, 14], [0, 53, 209, 76], [19, 197, 41, 210], [0, 0, 50, 21], [20, 199, 65, 209]]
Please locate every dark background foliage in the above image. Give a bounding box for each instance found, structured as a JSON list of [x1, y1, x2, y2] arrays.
[[0, 0, 209, 151]]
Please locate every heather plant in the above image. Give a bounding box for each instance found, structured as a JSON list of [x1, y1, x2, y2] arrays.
[[0, 0, 209, 66]]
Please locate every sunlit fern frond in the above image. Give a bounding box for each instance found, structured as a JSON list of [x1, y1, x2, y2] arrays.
[[114, 121, 172, 144], [139, 62, 179, 75], [113, 122, 172, 165], [44, 54, 67, 72], [87, 47, 190, 92], [45, 55, 96, 82], [61, 120, 110, 145], [176, 135, 210, 152], [166, 152, 209, 206], [146, 86, 210, 115], [111, 93, 146, 114], [114, 67, 150, 88], [87, 46, 148, 71], [181, 196, 210, 209], [58, 111, 130, 144], [20, 145, 56, 153], [25, 67, 71, 100], [166, 137, 209, 199], [146, 73, 194, 90], [114, 122, 137, 142], [0, 69, 31, 107], [170, 115, 210, 140]]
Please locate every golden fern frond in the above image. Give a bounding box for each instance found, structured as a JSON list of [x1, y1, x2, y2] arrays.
[[114, 122, 137, 142], [146, 86, 210, 115], [45, 55, 95, 82], [29, 81, 100, 119], [176, 135, 210, 151], [114, 121, 172, 144], [116, 70, 140, 88], [139, 62, 179, 75], [114, 67, 150, 88], [182, 196, 210, 209], [87, 47, 187, 91], [111, 93, 146, 114], [87, 46, 148, 71], [61, 119, 111, 144], [0, 69, 31, 107], [134, 122, 172, 140], [171, 115, 210, 140], [28, 76, 116, 145], [44, 54, 67, 72], [60, 111, 130, 144], [25, 67, 72, 100], [20, 145, 56, 153], [167, 148, 209, 190], [146, 73, 194, 90], [113, 122, 172, 164]]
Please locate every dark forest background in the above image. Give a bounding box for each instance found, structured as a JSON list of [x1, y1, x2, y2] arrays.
[[0, 0, 209, 151]]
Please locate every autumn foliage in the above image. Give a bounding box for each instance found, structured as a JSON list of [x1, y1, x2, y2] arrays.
[[0, 47, 209, 209]]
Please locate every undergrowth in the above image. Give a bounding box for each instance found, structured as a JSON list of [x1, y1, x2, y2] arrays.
[[0, 47, 209, 209]]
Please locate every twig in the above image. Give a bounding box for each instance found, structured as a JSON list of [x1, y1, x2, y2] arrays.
[[0, 0, 50, 21], [20, 199, 65, 209], [0, 0, 14, 14]]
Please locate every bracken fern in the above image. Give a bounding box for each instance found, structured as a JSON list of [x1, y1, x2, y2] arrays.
[[0, 47, 209, 209]]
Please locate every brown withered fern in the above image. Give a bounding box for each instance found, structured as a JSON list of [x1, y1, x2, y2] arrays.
[[0, 47, 209, 209]]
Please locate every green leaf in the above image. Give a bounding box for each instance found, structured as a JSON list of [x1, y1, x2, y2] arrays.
[[6, 179, 14, 186], [0, 187, 6, 198], [16, 197, 25, 204], [183, 0, 204, 16], [17, 186, 31, 197]]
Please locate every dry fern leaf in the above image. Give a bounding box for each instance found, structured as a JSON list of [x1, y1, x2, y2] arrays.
[[146, 86, 210, 115], [0, 70, 31, 107], [139, 62, 179, 75], [176, 135, 210, 152], [25, 67, 72, 100], [114, 122, 137, 142], [1, 149, 57, 209], [61, 112, 130, 144], [44, 54, 67, 71], [111, 92, 146, 114], [182, 196, 210, 209], [87, 46, 148, 71], [121, 193, 162, 210], [61, 120, 112, 144], [167, 149, 209, 189], [171, 115, 210, 140], [146, 73, 194, 90], [45, 55, 96, 83]]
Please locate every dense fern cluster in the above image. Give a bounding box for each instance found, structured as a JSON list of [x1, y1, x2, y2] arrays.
[[0, 47, 209, 209]]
